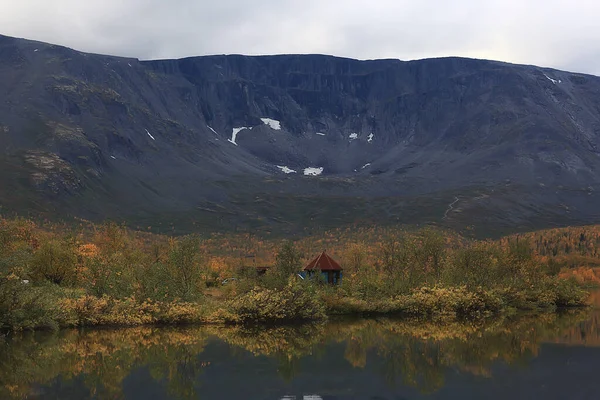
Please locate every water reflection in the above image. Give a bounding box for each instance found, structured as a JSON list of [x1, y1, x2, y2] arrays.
[[1, 309, 599, 399]]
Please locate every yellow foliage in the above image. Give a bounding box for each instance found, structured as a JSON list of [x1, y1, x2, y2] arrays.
[[77, 243, 99, 258]]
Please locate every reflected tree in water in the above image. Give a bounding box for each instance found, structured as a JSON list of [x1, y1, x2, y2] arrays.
[[0, 309, 596, 399]]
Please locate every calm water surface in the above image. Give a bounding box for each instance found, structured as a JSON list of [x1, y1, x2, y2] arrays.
[[3, 304, 600, 399]]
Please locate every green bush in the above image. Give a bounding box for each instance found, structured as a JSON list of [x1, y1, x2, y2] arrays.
[[0, 278, 78, 331], [31, 238, 77, 285], [551, 278, 588, 307], [166, 235, 205, 301], [227, 278, 326, 323], [397, 286, 503, 317]]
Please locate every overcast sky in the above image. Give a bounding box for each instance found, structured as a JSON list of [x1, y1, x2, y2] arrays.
[[1, 0, 599, 75]]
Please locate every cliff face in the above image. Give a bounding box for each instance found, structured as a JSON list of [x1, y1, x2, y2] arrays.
[[2, 34, 600, 235]]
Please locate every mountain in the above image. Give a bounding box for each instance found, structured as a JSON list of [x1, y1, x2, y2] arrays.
[[2, 34, 600, 236]]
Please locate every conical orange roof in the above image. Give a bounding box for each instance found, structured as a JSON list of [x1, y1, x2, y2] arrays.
[[304, 251, 342, 271]]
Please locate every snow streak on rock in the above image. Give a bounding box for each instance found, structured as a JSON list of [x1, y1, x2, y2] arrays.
[[303, 167, 324, 176], [349, 133, 358, 141], [261, 118, 281, 130], [544, 73, 561, 84], [229, 127, 251, 145], [145, 129, 155, 140], [276, 165, 297, 174], [367, 133, 374, 143]]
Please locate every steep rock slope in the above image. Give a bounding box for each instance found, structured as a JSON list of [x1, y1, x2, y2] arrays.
[[1, 34, 600, 235]]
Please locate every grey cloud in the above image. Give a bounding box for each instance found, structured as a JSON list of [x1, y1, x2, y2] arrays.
[[1, 0, 600, 75]]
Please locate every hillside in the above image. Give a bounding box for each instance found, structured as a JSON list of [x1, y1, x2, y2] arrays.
[[2, 34, 600, 235]]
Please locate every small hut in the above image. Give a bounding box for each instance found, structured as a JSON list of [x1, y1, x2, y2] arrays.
[[304, 251, 343, 284]]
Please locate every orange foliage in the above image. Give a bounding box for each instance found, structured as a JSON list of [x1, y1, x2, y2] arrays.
[[559, 267, 600, 285], [77, 243, 99, 258]]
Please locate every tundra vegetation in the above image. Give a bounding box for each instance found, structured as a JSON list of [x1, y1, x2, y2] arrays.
[[0, 216, 591, 331]]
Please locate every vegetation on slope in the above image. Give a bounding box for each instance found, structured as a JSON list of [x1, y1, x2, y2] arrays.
[[0, 216, 590, 331]]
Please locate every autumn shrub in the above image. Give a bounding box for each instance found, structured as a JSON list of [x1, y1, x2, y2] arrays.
[[30, 238, 78, 285], [549, 278, 588, 307], [255, 241, 304, 290], [348, 273, 387, 299], [59, 295, 207, 327], [0, 278, 79, 331], [155, 301, 205, 324], [442, 243, 501, 288], [397, 286, 504, 318], [79, 255, 133, 297], [325, 286, 504, 318], [61, 295, 163, 326], [322, 293, 399, 315], [61, 294, 111, 326], [0, 215, 593, 330], [226, 278, 326, 323], [132, 261, 173, 301], [545, 257, 563, 276]]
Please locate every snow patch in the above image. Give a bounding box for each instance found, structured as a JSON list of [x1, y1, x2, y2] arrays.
[[207, 125, 218, 135], [367, 133, 374, 143], [229, 127, 251, 145], [315, 132, 326, 136], [128, 63, 132, 67], [33, 49, 39, 52], [110, 156, 116, 159], [361, 163, 371, 169], [349, 133, 358, 140], [276, 165, 297, 174], [145, 129, 155, 140], [303, 167, 324, 176], [260, 118, 281, 130], [544, 73, 561, 84]]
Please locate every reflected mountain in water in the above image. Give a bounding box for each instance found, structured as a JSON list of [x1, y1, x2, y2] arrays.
[[1, 309, 599, 399]]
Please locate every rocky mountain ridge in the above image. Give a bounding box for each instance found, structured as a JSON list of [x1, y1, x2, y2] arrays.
[[2, 34, 600, 236]]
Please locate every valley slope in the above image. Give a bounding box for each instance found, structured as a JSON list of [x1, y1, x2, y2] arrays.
[[2, 34, 600, 236]]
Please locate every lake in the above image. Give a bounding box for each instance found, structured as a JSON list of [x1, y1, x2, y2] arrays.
[[2, 301, 600, 399]]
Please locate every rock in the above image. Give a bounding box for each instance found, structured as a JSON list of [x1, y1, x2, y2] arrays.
[[1, 34, 600, 234]]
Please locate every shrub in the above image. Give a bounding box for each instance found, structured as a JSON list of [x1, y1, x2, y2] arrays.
[[166, 235, 205, 301], [552, 278, 588, 307], [31, 238, 77, 285], [0, 277, 74, 331], [156, 301, 205, 324], [60, 295, 209, 326], [227, 278, 326, 323], [398, 286, 504, 318]]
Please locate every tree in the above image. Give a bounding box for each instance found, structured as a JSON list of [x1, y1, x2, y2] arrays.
[[168, 235, 205, 300], [274, 241, 302, 280], [415, 227, 446, 278], [378, 233, 411, 277], [31, 238, 77, 285]]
